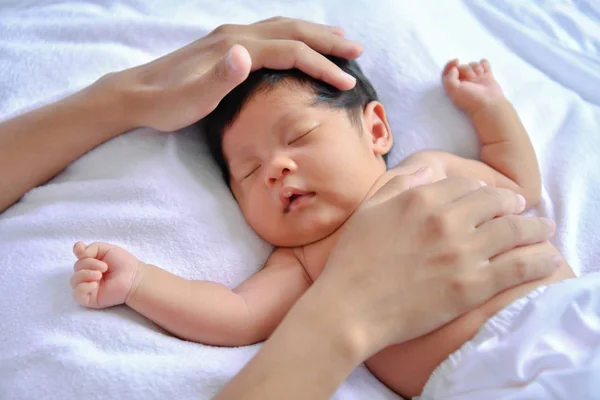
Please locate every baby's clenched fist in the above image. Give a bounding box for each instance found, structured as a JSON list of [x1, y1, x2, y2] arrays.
[[70, 241, 142, 309]]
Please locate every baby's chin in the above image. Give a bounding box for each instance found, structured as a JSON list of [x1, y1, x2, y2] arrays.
[[258, 218, 348, 248]]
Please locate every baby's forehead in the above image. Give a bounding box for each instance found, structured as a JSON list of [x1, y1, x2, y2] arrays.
[[250, 82, 315, 110], [233, 87, 319, 128]]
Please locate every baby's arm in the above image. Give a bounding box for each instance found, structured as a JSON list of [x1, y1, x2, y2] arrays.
[[70, 242, 311, 346], [420, 59, 541, 206]]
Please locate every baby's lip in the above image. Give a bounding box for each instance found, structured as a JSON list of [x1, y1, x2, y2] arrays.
[[280, 187, 315, 213]]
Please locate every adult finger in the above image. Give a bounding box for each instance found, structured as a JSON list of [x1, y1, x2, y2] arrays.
[[245, 39, 357, 90], [73, 258, 109, 273], [252, 16, 287, 24], [252, 16, 346, 37], [447, 186, 526, 228], [70, 269, 102, 289], [251, 19, 362, 60], [476, 215, 556, 260], [413, 177, 484, 207], [188, 44, 251, 116], [485, 252, 559, 294]]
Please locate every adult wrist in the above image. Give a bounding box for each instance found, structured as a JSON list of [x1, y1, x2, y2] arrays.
[[298, 276, 378, 366], [215, 280, 372, 400], [85, 71, 140, 135]]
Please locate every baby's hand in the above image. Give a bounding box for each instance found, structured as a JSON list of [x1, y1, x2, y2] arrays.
[[442, 59, 504, 116], [70, 241, 142, 309]]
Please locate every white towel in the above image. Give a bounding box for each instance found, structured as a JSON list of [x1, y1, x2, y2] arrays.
[[1, 0, 599, 399]]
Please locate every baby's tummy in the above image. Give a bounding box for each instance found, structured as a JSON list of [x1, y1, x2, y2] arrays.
[[365, 240, 575, 399]]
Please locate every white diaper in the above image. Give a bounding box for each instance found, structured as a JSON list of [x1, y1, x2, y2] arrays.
[[418, 273, 600, 400]]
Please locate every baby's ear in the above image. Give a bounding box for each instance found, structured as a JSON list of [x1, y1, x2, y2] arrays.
[[363, 101, 393, 156]]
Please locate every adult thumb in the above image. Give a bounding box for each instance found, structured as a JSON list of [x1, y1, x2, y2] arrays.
[[194, 44, 252, 115], [368, 167, 433, 207]]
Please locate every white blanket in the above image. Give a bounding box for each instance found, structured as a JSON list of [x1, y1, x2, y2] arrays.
[[420, 272, 600, 399], [1, 0, 599, 399]]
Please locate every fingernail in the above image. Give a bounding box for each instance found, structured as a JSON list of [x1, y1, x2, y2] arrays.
[[225, 48, 238, 73], [477, 180, 487, 186], [517, 194, 526, 210], [552, 255, 562, 269], [341, 71, 356, 86], [543, 218, 556, 235]]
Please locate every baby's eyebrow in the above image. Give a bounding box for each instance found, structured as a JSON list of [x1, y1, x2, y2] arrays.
[[226, 148, 258, 171], [274, 109, 311, 133], [230, 144, 255, 159]]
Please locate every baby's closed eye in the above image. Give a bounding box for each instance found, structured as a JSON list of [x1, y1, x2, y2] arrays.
[[288, 126, 318, 146], [243, 165, 261, 180]]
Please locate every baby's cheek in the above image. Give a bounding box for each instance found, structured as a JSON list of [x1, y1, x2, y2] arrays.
[[243, 206, 270, 234]]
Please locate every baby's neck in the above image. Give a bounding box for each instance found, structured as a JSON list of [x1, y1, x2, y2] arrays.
[[362, 170, 397, 201]]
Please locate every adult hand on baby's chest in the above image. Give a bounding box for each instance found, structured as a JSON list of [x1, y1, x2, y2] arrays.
[[304, 167, 441, 281]]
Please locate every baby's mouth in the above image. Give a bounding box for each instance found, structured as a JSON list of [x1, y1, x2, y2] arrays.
[[282, 190, 316, 214]]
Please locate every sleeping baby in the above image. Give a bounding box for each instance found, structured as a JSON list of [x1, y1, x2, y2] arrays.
[[70, 56, 575, 397]]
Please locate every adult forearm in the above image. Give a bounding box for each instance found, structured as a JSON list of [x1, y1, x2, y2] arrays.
[[215, 277, 367, 400], [473, 100, 541, 203], [0, 77, 133, 213]]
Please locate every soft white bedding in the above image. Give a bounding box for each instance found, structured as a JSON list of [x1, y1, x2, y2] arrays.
[[0, 0, 598, 399]]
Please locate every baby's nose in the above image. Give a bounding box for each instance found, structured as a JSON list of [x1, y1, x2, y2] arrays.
[[265, 157, 297, 185]]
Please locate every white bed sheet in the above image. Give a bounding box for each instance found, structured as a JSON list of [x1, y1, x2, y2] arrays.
[[1, 0, 599, 399]]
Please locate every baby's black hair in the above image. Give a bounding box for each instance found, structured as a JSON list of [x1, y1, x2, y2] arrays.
[[199, 56, 380, 183]]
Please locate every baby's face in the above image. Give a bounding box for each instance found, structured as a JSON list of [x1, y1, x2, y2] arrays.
[[222, 84, 388, 247]]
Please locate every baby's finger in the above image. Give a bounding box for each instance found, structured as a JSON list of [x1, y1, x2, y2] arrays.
[[442, 59, 459, 76], [442, 66, 460, 93], [78, 242, 114, 261], [70, 269, 102, 289], [480, 58, 491, 73], [73, 258, 108, 273], [458, 64, 476, 80], [73, 241, 87, 260], [73, 281, 99, 308], [469, 61, 483, 75]]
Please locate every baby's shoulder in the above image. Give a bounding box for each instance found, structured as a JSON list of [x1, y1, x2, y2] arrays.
[[389, 150, 448, 180]]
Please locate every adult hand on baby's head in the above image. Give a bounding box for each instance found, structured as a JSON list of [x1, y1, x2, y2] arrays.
[[97, 17, 362, 132], [318, 171, 558, 359]]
